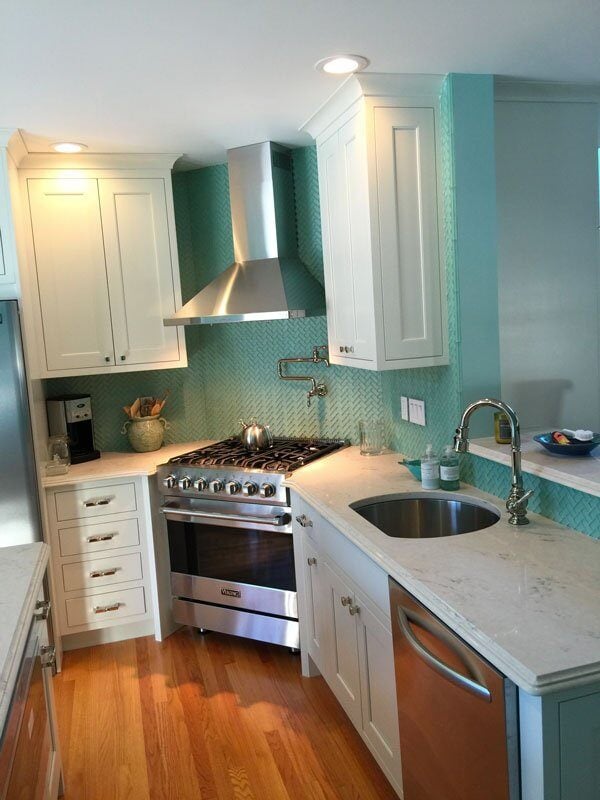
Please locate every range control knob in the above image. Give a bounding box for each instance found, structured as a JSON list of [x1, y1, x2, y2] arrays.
[[259, 483, 276, 498], [209, 479, 224, 494], [225, 481, 241, 495], [178, 476, 191, 490], [162, 474, 176, 489], [193, 477, 208, 492], [242, 481, 258, 497]]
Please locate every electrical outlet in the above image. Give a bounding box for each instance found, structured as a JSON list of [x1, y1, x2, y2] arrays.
[[400, 396, 409, 421], [408, 398, 426, 426]]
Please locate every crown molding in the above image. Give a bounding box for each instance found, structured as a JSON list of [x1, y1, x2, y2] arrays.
[[300, 73, 445, 139]]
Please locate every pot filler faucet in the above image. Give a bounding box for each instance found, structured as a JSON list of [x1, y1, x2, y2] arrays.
[[454, 398, 533, 526], [277, 345, 330, 407]]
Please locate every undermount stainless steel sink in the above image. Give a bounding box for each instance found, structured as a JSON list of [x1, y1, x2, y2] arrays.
[[350, 494, 500, 539]]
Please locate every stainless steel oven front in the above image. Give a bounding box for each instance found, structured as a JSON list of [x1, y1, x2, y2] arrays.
[[161, 496, 299, 649]]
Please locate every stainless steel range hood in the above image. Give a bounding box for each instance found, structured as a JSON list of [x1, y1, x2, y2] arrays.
[[164, 141, 325, 326]]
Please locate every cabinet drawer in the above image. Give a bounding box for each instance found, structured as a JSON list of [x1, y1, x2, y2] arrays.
[[65, 586, 147, 628], [54, 482, 137, 522], [62, 552, 142, 592], [57, 517, 140, 556]]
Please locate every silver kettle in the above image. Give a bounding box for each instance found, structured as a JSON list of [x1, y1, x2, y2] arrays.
[[240, 419, 273, 451]]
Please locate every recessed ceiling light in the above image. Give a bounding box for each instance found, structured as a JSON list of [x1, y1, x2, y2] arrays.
[[315, 54, 370, 75], [51, 142, 88, 154]]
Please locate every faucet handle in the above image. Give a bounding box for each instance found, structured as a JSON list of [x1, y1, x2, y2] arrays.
[[514, 489, 534, 507], [506, 487, 534, 525]]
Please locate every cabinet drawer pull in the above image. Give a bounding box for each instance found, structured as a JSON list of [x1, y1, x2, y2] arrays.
[[104, 356, 111, 363], [307, 557, 317, 566], [34, 600, 51, 621], [339, 346, 344, 353], [348, 604, 360, 616], [40, 645, 56, 669], [295, 514, 313, 528], [93, 602, 121, 614], [120, 354, 126, 361], [89, 568, 118, 578], [83, 498, 112, 508], [340, 595, 352, 607], [86, 533, 117, 543]]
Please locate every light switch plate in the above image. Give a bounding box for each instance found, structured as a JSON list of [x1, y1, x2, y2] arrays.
[[400, 396, 409, 421], [408, 398, 426, 426]]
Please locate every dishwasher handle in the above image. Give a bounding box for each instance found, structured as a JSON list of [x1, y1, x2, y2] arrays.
[[396, 605, 491, 702]]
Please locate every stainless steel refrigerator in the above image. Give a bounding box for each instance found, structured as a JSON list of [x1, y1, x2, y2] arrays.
[[0, 300, 42, 545]]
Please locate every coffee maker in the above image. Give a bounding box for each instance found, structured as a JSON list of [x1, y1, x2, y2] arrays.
[[46, 394, 100, 464]]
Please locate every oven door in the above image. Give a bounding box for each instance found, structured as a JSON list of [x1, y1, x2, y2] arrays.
[[161, 498, 297, 619]]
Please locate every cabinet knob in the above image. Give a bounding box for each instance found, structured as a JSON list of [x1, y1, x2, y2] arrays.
[[307, 557, 317, 566], [340, 595, 352, 607], [295, 514, 313, 528], [348, 604, 360, 616], [105, 356, 111, 362], [339, 346, 344, 353], [120, 354, 126, 361]]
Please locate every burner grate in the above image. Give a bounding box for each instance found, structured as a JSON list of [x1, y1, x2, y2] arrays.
[[168, 437, 346, 472]]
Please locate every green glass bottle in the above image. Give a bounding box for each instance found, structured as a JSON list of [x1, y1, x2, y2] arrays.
[[440, 445, 460, 491]]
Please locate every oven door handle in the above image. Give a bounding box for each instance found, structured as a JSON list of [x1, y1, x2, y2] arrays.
[[160, 505, 291, 527]]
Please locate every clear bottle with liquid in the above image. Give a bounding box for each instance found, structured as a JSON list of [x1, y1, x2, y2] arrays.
[[421, 444, 440, 490], [440, 445, 460, 491]]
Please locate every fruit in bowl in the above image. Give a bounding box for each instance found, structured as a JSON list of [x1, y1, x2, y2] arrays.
[[533, 431, 600, 456]]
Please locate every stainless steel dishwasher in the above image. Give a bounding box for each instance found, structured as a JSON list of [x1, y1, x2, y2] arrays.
[[389, 577, 520, 800]]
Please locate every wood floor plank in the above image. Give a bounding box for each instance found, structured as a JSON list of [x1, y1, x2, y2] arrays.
[[53, 629, 398, 800]]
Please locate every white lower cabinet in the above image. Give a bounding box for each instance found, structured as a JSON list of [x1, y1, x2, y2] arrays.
[[45, 476, 154, 646], [294, 495, 402, 795], [319, 560, 363, 729]]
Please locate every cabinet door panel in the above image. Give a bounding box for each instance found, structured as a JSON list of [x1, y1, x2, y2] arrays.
[[99, 178, 180, 366], [356, 598, 402, 787], [560, 693, 600, 798], [318, 117, 376, 364], [374, 106, 443, 361], [321, 560, 361, 727], [302, 537, 326, 672], [27, 178, 115, 370]]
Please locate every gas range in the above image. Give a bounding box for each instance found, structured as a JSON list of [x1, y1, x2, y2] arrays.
[[157, 436, 346, 650], [158, 437, 346, 506]]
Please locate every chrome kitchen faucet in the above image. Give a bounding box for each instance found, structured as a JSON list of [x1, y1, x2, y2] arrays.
[[454, 398, 533, 525]]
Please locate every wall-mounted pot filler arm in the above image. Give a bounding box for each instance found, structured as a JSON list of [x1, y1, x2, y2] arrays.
[[277, 346, 330, 407]]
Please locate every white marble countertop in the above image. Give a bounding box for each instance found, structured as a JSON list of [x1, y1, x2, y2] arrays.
[[471, 433, 600, 497], [0, 542, 49, 733], [41, 441, 211, 488], [286, 447, 600, 695]]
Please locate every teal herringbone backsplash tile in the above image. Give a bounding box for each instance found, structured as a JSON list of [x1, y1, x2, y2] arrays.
[[462, 454, 600, 539]]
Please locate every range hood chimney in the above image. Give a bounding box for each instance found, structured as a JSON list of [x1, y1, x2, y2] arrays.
[[164, 142, 325, 326]]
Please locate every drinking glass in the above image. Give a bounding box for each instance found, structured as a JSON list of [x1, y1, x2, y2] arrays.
[[359, 419, 385, 456]]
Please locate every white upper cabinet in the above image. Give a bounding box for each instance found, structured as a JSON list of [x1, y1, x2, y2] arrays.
[[98, 178, 181, 367], [27, 178, 116, 371], [304, 74, 448, 370], [20, 157, 186, 377]]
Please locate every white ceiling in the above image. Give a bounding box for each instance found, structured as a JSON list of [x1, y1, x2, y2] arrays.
[[1, 0, 599, 169]]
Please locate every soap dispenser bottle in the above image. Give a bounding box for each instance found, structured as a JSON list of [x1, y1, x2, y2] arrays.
[[421, 444, 440, 490], [440, 445, 460, 491]]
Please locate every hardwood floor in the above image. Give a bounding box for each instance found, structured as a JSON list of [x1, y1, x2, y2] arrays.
[[53, 629, 398, 800]]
